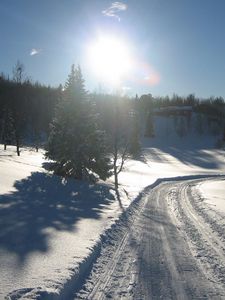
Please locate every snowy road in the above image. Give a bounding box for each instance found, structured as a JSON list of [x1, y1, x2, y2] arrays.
[[74, 177, 225, 299]]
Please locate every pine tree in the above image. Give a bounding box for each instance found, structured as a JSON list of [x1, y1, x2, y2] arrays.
[[46, 65, 112, 181]]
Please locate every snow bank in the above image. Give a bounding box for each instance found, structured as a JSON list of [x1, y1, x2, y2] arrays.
[[1, 138, 225, 299], [198, 178, 225, 214], [0, 146, 130, 299]]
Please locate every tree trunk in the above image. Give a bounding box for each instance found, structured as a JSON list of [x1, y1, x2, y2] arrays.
[[4, 143, 7, 150], [114, 167, 118, 190], [75, 166, 83, 180], [223, 125, 225, 142], [16, 138, 20, 156]]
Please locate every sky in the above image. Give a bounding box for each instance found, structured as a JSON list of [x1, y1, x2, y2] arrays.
[[1, 0, 225, 98]]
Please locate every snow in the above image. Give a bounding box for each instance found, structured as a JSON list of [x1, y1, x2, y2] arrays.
[[1, 119, 225, 299], [0, 147, 44, 194], [119, 145, 225, 201], [0, 146, 130, 299], [74, 177, 225, 299], [198, 179, 225, 214]]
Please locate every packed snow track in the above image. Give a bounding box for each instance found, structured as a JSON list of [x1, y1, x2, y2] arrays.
[[74, 177, 225, 299]]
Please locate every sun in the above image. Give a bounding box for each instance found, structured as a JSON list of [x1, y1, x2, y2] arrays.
[[87, 35, 133, 86]]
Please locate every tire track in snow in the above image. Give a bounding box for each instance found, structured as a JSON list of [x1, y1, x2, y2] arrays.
[[74, 196, 146, 299], [136, 188, 188, 300], [171, 178, 225, 290], [74, 178, 224, 299], [87, 231, 130, 299], [135, 183, 215, 300]]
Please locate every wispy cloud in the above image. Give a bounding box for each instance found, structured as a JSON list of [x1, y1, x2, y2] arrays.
[[102, 2, 127, 21], [30, 48, 41, 56]]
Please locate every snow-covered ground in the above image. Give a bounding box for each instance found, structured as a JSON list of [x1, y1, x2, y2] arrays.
[[75, 177, 225, 299], [198, 179, 225, 214], [1, 125, 225, 299], [0, 146, 130, 299]]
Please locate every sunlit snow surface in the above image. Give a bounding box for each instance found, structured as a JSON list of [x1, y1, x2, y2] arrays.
[[0, 134, 224, 298], [0, 146, 124, 298], [198, 179, 225, 214]]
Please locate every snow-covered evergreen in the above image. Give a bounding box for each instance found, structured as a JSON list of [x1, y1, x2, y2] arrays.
[[46, 65, 112, 181]]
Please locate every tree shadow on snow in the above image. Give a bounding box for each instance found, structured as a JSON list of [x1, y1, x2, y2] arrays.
[[160, 146, 221, 169], [144, 146, 221, 169], [0, 172, 114, 264]]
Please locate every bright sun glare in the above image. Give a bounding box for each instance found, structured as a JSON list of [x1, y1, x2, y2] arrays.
[[87, 35, 133, 86]]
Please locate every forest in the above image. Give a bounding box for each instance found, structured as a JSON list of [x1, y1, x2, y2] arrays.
[[1, 62, 225, 185]]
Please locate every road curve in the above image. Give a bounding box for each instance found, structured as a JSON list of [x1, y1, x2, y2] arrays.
[[74, 178, 225, 299]]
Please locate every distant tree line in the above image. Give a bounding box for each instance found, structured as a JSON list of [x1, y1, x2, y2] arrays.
[[1, 62, 225, 187], [135, 93, 225, 139], [0, 62, 60, 155]]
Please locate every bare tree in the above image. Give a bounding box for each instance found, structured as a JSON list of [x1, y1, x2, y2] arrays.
[[112, 127, 129, 190], [11, 61, 27, 156], [105, 97, 133, 190], [13, 61, 25, 84]]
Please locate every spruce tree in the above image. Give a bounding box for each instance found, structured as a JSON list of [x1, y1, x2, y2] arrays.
[[46, 65, 111, 181]]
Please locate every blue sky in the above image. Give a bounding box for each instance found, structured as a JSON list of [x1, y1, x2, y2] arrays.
[[1, 0, 225, 97]]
